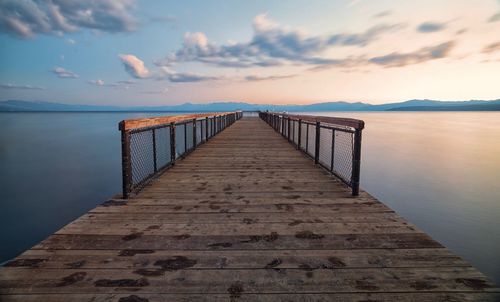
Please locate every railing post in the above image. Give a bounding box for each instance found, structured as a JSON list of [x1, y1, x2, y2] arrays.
[[331, 129, 335, 172], [152, 128, 157, 172], [119, 122, 132, 199], [183, 123, 187, 153], [170, 122, 176, 163], [351, 129, 362, 196], [192, 118, 197, 149], [305, 123, 309, 153], [205, 117, 209, 141], [314, 121, 320, 164], [281, 116, 284, 136], [287, 118, 291, 142], [297, 119, 302, 150]]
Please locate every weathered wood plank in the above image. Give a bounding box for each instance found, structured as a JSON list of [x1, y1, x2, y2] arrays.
[[57, 221, 419, 236], [1, 267, 496, 294], [90, 203, 393, 214], [2, 293, 500, 302], [124, 190, 373, 201], [13, 248, 469, 270], [79, 212, 404, 224], [32, 233, 442, 250]]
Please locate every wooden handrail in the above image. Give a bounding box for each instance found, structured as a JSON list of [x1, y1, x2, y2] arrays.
[[264, 112, 364, 130], [119, 111, 241, 131]]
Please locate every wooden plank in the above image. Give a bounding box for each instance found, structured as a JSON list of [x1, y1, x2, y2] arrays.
[[79, 212, 404, 224], [13, 248, 469, 270], [1, 267, 496, 294], [2, 293, 500, 302], [115, 195, 378, 206], [56, 221, 419, 236], [122, 190, 374, 202], [139, 182, 356, 193], [32, 233, 442, 250], [89, 203, 393, 214]]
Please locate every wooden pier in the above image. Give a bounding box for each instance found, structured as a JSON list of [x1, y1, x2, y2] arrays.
[[0, 116, 498, 301]]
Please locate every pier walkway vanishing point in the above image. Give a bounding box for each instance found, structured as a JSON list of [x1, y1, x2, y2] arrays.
[[0, 112, 498, 301]]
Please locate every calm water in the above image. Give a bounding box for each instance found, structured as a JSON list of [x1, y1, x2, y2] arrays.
[[0, 111, 499, 283]]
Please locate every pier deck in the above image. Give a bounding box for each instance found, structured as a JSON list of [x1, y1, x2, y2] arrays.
[[0, 117, 498, 301]]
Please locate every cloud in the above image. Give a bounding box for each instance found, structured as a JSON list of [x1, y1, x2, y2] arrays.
[[0, 0, 137, 38], [119, 54, 150, 78], [369, 41, 455, 67], [0, 83, 45, 90], [118, 53, 217, 82], [87, 79, 105, 86], [87, 79, 135, 89], [373, 10, 392, 18], [159, 67, 220, 83], [245, 74, 297, 81], [488, 12, 500, 22], [51, 67, 78, 78], [141, 88, 169, 94], [482, 41, 500, 53], [417, 22, 446, 33], [157, 14, 404, 68]]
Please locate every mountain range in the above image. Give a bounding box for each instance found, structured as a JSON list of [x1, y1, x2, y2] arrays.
[[1, 99, 499, 112]]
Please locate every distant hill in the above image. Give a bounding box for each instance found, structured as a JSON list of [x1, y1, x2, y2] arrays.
[[1, 99, 499, 112]]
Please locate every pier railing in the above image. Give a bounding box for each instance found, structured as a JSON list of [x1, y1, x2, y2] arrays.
[[119, 112, 242, 198], [259, 111, 364, 195]]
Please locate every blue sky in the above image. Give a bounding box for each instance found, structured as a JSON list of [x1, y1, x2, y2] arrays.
[[0, 0, 499, 105]]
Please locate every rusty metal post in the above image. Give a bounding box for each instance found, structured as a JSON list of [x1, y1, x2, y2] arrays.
[[314, 121, 320, 164], [119, 122, 132, 199], [351, 129, 362, 196]]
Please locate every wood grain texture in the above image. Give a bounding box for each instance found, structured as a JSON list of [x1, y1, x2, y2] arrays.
[[119, 112, 238, 131], [0, 117, 497, 301]]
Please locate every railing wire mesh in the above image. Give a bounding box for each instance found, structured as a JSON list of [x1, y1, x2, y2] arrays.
[[120, 112, 242, 197], [259, 112, 363, 195]]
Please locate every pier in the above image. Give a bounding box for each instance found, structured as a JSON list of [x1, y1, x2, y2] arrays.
[[0, 112, 498, 301]]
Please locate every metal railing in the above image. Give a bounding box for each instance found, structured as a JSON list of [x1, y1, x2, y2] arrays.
[[259, 111, 364, 196], [119, 111, 242, 198]]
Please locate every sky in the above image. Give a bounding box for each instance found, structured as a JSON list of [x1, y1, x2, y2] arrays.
[[0, 0, 499, 106]]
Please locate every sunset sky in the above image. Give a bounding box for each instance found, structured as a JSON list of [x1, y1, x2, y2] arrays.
[[0, 0, 499, 105]]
